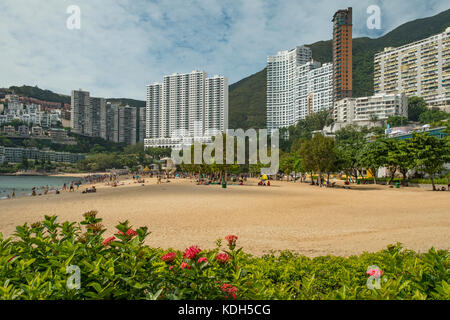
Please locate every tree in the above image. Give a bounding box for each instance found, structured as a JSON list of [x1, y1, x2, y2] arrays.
[[395, 139, 414, 181], [409, 133, 450, 191], [387, 116, 408, 127], [300, 134, 336, 186], [418, 109, 449, 124], [358, 139, 389, 184], [369, 113, 380, 127], [407, 96, 428, 122], [335, 125, 370, 182], [279, 152, 295, 181], [383, 139, 402, 184]]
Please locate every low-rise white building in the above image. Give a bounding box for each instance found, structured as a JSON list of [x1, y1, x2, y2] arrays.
[[333, 93, 408, 129]]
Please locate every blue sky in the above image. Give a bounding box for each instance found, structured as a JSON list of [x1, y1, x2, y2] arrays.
[[0, 0, 448, 100]]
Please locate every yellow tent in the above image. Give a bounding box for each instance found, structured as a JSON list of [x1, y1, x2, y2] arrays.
[[143, 165, 151, 173], [261, 174, 268, 180]]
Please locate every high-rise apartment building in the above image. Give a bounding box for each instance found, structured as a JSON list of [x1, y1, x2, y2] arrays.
[[85, 97, 104, 137], [72, 89, 138, 145], [118, 105, 137, 145], [332, 7, 353, 102], [100, 102, 119, 142], [374, 27, 450, 108], [71, 90, 103, 137], [267, 46, 333, 133], [138, 107, 146, 142], [145, 71, 228, 149], [71, 89, 90, 135], [205, 75, 229, 133]]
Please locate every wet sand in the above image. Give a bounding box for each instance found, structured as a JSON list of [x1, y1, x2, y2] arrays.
[[0, 178, 449, 257]]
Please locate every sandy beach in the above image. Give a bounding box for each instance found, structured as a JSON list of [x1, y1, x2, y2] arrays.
[[0, 177, 449, 257]]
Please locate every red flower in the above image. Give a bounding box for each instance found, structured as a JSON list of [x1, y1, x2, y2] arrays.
[[180, 262, 191, 270], [161, 252, 177, 263], [169, 265, 174, 270], [216, 253, 230, 264], [116, 231, 125, 236], [197, 257, 208, 264], [102, 236, 116, 246], [126, 228, 137, 237], [225, 235, 238, 249], [221, 283, 238, 299], [183, 246, 202, 260]]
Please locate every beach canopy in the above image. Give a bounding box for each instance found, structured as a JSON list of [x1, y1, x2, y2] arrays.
[[143, 166, 151, 172], [261, 174, 268, 180]]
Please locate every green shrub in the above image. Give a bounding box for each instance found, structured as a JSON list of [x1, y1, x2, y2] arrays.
[[0, 212, 448, 300]]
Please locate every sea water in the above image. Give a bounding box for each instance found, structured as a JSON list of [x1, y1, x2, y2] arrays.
[[0, 175, 85, 199]]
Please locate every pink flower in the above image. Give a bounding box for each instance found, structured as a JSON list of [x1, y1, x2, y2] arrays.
[[126, 229, 137, 237], [366, 267, 383, 278], [180, 262, 191, 270], [197, 257, 208, 264], [221, 283, 238, 299], [102, 236, 116, 246], [225, 235, 238, 249], [169, 265, 174, 270], [216, 253, 230, 264], [161, 252, 177, 263], [183, 246, 202, 260]]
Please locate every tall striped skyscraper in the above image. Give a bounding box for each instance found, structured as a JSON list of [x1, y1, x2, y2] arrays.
[[145, 71, 228, 149]]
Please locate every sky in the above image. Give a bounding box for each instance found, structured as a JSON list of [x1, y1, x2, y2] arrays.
[[0, 0, 448, 100]]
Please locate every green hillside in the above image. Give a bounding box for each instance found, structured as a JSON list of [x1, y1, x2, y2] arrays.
[[8, 85, 70, 105], [5, 85, 146, 109], [229, 8, 450, 129]]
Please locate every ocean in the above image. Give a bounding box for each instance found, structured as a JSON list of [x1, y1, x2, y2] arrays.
[[0, 175, 85, 199]]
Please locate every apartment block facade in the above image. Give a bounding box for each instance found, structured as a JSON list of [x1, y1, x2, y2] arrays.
[[333, 93, 408, 127], [267, 46, 333, 133], [138, 107, 146, 142], [144, 71, 228, 149], [0, 146, 85, 164], [71, 89, 90, 135], [118, 105, 137, 145], [374, 27, 450, 108], [85, 97, 104, 137]]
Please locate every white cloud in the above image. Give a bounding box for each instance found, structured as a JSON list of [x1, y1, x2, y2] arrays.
[[0, 0, 448, 100]]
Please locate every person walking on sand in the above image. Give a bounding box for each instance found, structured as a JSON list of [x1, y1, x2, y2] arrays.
[[63, 183, 67, 191], [12, 189, 15, 198], [70, 182, 74, 192], [44, 185, 49, 195]]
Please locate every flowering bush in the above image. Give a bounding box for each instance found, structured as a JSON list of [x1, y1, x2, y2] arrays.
[[0, 212, 448, 300], [161, 252, 177, 263], [183, 246, 202, 260], [216, 253, 230, 264], [225, 235, 238, 250]]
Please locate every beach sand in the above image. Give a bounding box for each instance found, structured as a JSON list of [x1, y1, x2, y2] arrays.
[[0, 177, 449, 257]]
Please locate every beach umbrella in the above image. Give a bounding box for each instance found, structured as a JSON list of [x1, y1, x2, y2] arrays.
[[261, 174, 268, 181], [143, 165, 151, 173]]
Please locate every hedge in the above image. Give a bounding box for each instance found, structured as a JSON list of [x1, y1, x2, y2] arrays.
[[0, 211, 448, 300]]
